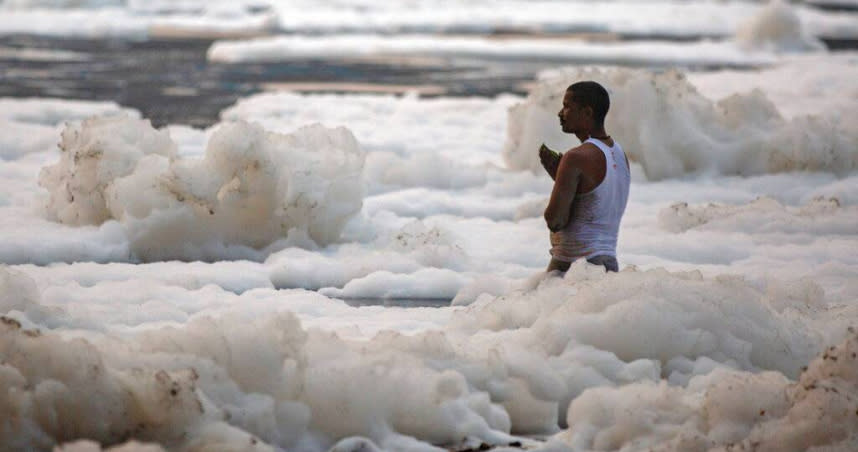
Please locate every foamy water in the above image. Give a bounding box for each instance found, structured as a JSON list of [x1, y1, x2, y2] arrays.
[[2, 1, 858, 451], [2, 0, 858, 40]]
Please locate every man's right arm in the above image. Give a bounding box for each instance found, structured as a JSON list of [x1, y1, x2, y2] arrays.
[[544, 151, 581, 232]]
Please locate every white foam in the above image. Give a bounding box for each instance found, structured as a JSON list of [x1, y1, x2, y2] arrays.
[[0, 98, 137, 125], [735, 0, 825, 52], [38, 116, 366, 261], [55, 440, 166, 452], [0, 61, 856, 451], [0, 120, 59, 160], [0, 9, 148, 38], [3, 0, 857, 40], [687, 52, 858, 120], [2, 259, 853, 450], [2, 0, 124, 8], [506, 62, 858, 179], [221, 92, 516, 165], [262, 0, 858, 39], [208, 34, 778, 68], [554, 332, 858, 451]]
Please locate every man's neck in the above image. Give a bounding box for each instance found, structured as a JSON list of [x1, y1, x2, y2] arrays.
[[576, 127, 609, 142], [589, 126, 609, 140]]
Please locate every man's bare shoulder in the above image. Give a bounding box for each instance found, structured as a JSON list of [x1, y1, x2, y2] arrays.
[[559, 142, 601, 169]]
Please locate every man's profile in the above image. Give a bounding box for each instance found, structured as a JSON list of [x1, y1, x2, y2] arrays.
[[541, 81, 630, 274]]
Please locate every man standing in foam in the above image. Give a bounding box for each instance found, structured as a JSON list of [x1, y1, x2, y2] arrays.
[[540, 81, 630, 273]]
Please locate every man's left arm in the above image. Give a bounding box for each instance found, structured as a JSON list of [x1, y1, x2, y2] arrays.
[[544, 152, 581, 232]]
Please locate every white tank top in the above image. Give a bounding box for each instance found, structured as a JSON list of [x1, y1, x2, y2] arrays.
[[550, 138, 630, 262]]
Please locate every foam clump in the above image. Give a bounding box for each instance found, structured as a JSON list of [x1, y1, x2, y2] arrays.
[[268, 219, 468, 293], [364, 151, 487, 191], [553, 332, 858, 452], [2, 262, 854, 450], [735, 0, 825, 52], [0, 98, 136, 126], [504, 66, 858, 180], [39, 115, 177, 225], [0, 316, 207, 450], [389, 220, 468, 269], [54, 440, 166, 452], [327, 437, 381, 452], [658, 196, 848, 233], [0, 267, 308, 450], [39, 116, 366, 261], [0, 265, 65, 327]]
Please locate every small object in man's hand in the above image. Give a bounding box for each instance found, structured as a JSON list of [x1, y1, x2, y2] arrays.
[[539, 143, 562, 176]]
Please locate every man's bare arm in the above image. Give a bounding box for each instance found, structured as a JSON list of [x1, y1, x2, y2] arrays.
[[544, 152, 581, 232]]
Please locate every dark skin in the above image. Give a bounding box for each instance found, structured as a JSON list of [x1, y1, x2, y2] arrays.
[[542, 89, 612, 233]]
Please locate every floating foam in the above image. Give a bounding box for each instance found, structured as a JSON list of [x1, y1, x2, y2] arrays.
[[1, 0, 124, 8], [554, 332, 858, 451], [38, 116, 365, 261], [318, 267, 467, 300], [0, 98, 136, 126], [735, 0, 826, 52], [687, 53, 858, 121], [4, 239, 858, 451], [3, 258, 852, 450], [262, 1, 858, 39], [55, 440, 166, 452], [3, 0, 857, 40], [657, 196, 850, 234], [208, 34, 776, 68], [39, 115, 178, 226], [365, 151, 487, 191], [0, 120, 58, 160], [504, 66, 858, 179]]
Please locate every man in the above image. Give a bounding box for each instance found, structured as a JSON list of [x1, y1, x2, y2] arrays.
[[540, 81, 630, 273]]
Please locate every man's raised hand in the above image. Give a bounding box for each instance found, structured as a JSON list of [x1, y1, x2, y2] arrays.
[[539, 143, 562, 180]]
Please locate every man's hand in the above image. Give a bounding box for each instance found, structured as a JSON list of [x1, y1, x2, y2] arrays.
[[539, 144, 562, 180]]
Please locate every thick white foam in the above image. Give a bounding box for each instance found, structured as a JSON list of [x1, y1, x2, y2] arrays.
[[38, 116, 366, 261], [735, 0, 826, 52], [3, 0, 857, 40], [0, 50, 856, 450], [2, 260, 854, 450], [505, 63, 858, 179], [208, 34, 778, 67]]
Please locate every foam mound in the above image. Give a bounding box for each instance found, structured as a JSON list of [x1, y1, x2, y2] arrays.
[[553, 331, 858, 451], [1, 261, 854, 450], [55, 441, 166, 452], [39, 116, 365, 261], [735, 0, 825, 52], [658, 196, 849, 233], [503, 66, 858, 180]]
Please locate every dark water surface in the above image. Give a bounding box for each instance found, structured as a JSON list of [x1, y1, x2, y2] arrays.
[[0, 34, 537, 128], [3, 33, 856, 128], [340, 298, 452, 308]]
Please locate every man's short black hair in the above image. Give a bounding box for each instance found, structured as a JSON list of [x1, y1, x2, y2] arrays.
[[567, 81, 610, 127]]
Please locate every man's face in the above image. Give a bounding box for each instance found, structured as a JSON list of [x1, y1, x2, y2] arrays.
[[558, 90, 590, 134]]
